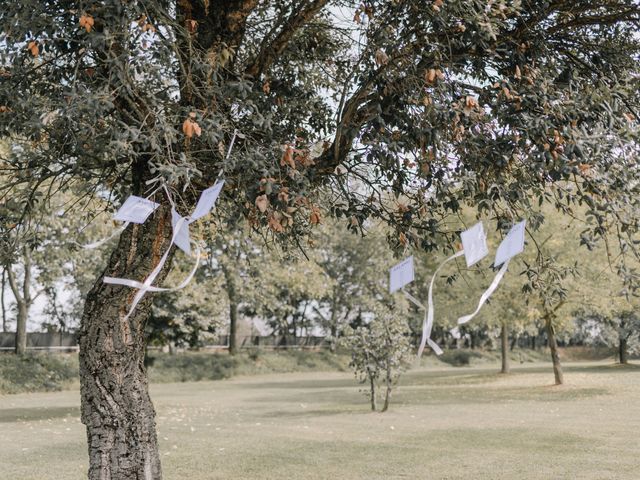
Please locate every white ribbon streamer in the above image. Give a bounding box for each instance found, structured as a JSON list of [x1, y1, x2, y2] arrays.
[[97, 130, 238, 320], [103, 216, 198, 320], [80, 222, 130, 249], [411, 250, 465, 358], [457, 258, 510, 326], [402, 290, 442, 357]]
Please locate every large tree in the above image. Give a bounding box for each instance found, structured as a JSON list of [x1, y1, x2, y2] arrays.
[[1, 1, 639, 478]]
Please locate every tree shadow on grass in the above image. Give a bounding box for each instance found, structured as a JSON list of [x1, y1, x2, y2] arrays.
[[564, 363, 640, 374], [234, 378, 358, 391], [247, 383, 609, 413], [0, 406, 80, 423]]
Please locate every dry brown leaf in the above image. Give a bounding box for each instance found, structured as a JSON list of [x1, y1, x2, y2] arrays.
[[514, 65, 522, 80], [268, 213, 284, 232], [465, 96, 477, 109], [310, 208, 321, 225], [255, 194, 269, 213], [280, 145, 296, 169], [79, 14, 95, 33], [399, 232, 408, 246], [277, 188, 290, 203], [182, 114, 201, 138], [27, 41, 39, 57], [186, 19, 198, 33], [375, 49, 389, 67], [425, 69, 436, 83], [182, 119, 194, 138]]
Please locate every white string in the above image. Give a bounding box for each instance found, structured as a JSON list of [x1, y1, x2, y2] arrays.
[[457, 258, 510, 326], [79, 223, 130, 249], [415, 250, 465, 358]]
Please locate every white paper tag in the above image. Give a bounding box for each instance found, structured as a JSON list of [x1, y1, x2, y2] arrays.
[[389, 256, 415, 293], [113, 196, 160, 224], [171, 208, 191, 255], [460, 222, 489, 267], [190, 180, 225, 222], [494, 220, 526, 267]]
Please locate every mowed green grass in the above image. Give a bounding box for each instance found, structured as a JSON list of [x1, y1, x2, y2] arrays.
[[0, 361, 639, 479]]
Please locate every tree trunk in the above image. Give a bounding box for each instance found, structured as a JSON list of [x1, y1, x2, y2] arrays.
[[1, 269, 7, 333], [545, 317, 564, 385], [5, 249, 32, 356], [619, 336, 628, 365], [381, 364, 392, 412], [500, 322, 510, 374], [78, 204, 175, 480], [221, 262, 239, 355], [329, 291, 338, 353], [15, 300, 28, 355], [368, 372, 377, 412]]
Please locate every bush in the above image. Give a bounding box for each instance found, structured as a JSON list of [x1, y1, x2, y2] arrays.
[[0, 353, 78, 394], [0, 350, 351, 394], [439, 349, 483, 367], [147, 352, 241, 383]]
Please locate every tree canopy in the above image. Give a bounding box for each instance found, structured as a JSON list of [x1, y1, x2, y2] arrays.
[[1, 1, 638, 478]]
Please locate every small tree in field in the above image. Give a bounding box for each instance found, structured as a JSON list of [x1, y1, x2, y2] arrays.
[[343, 306, 412, 412]]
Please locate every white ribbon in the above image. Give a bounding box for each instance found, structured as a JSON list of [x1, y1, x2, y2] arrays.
[[410, 250, 465, 358], [98, 129, 238, 320], [80, 222, 130, 249], [457, 258, 510, 326], [103, 216, 200, 320]]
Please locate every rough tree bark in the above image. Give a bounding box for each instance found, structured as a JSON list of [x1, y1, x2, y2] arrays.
[[544, 316, 564, 385], [78, 201, 175, 480], [500, 322, 510, 374]]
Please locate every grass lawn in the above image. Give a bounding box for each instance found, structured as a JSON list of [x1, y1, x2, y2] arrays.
[[0, 360, 638, 479]]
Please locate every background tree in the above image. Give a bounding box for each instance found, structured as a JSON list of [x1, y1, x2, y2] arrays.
[[575, 310, 640, 365], [147, 251, 228, 351], [1, 1, 638, 477], [312, 220, 394, 350]]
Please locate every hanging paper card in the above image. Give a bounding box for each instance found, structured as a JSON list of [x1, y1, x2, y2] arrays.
[[389, 256, 415, 293], [494, 220, 526, 267], [113, 196, 160, 224], [460, 221, 489, 267], [171, 208, 191, 255], [190, 180, 225, 222]]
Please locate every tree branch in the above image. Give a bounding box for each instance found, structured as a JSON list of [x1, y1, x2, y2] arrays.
[[245, 0, 330, 78], [4, 263, 22, 304]]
